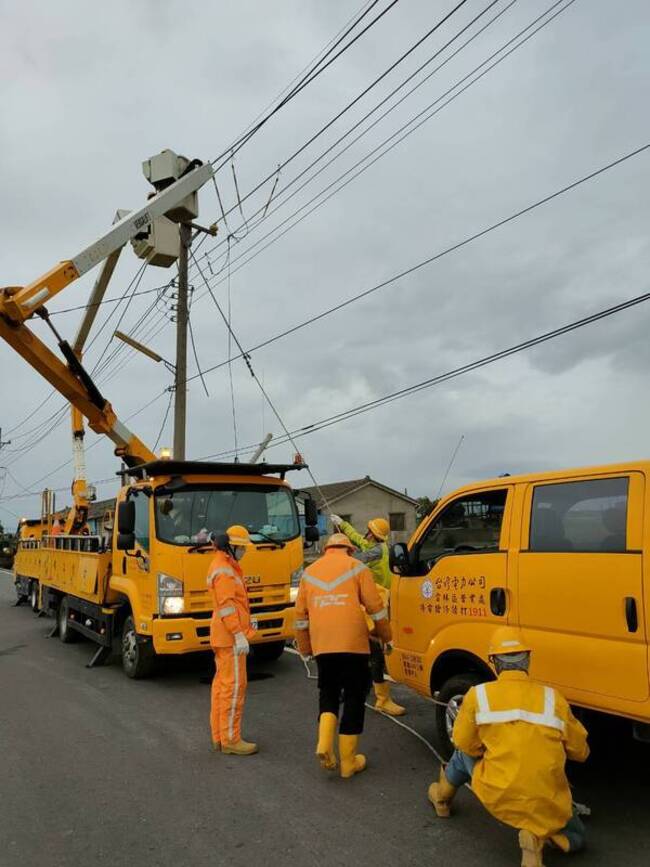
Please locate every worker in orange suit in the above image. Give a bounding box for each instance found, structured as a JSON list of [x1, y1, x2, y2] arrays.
[[428, 627, 589, 866], [208, 525, 258, 756], [294, 533, 392, 779], [50, 518, 63, 537]]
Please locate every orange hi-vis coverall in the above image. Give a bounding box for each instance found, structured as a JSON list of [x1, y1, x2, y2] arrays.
[[208, 550, 256, 746], [452, 670, 589, 840], [293, 547, 392, 657]]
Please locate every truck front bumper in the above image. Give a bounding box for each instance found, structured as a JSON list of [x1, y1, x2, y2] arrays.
[[152, 606, 296, 655]]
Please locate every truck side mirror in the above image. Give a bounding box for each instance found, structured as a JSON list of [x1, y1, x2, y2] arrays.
[[304, 497, 318, 527], [118, 500, 135, 535], [116, 532, 136, 551], [305, 525, 320, 543], [390, 542, 411, 575]]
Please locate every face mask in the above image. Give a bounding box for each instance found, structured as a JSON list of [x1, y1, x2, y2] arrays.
[[233, 546, 246, 561]]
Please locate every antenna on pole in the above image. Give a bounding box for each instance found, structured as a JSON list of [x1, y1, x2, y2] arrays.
[[435, 434, 465, 500]]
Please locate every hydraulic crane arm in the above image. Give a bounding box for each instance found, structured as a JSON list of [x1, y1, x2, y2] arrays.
[[0, 163, 213, 323], [0, 311, 155, 467], [0, 161, 213, 470]]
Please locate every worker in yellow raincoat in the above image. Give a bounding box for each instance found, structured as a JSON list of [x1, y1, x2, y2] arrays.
[[428, 627, 589, 867], [331, 513, 405, 716]]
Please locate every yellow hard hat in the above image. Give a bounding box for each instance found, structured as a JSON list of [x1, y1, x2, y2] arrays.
[[488, 626, 531, 657], [367, 517, 390, 541], [227, 524, 252, 546], [324, 532, 356, 552]]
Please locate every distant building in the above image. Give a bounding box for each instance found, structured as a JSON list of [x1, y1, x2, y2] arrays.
[[303, 475, 418, 545]]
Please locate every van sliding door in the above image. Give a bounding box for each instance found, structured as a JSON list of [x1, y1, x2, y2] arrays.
[[517, 473, 648, 703]]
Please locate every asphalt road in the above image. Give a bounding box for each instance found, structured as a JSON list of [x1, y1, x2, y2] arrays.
[[0, 569, 648, 867]]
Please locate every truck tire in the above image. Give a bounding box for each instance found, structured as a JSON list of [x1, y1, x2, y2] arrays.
[[433, 672, 486, 760], [30, 581, 40, 614], [252, 640, 285, 662], [58, 597, 78, 644], [121, 616, 156, 679]]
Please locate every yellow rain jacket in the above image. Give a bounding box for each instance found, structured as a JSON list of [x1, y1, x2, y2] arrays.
[[339, 520, 392, 590], [452, 671, 589, 839]]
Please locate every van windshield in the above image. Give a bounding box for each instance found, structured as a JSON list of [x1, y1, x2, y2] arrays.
[[154, 484, 299, 546]]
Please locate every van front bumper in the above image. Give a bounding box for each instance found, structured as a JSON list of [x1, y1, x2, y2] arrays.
[[152, 606, 295, 655]]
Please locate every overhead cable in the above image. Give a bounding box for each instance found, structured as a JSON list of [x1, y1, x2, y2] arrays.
[[180, 140, 650, 389], [199, 287, 650, 461]]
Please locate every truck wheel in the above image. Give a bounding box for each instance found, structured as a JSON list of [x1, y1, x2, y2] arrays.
[[121, 616, 155, 679], [252, 640, 285, 662], [30, 581, 40, 613], [58, 597, 78, 643], [433, 672, 486, 760]]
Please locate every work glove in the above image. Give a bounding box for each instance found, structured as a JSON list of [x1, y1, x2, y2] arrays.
[[233, 632, 250, 656], [383, 641, 394, 656], [330, 514, 343, 526]]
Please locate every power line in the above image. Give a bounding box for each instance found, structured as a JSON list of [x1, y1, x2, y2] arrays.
[[189, 250, 332, 509], [211, 0, 400, 168], [153, 389, 174, 452], [199, 287, 650, 460], [198, 0, 516, 267], [209, 0, 472, 224], [180, 140, 650, 389], [190, 0, 576, 307], [47, 282, 172, 317]]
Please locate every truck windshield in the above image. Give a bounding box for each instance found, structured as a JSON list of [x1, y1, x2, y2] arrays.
[[154, 484, 300, 546]]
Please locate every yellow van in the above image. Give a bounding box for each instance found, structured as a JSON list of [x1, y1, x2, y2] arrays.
[[388, 460, 650, 755]]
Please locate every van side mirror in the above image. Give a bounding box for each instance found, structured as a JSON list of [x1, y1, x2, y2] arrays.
[[118, 500, 135, 535], [304, 496, 318, 527], [390, 542, 411, 576], [116, 532, 135, 551], [305, 525, 320, 543]]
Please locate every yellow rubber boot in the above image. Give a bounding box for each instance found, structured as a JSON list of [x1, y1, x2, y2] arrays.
[[222, 739, 258, 756], [339, 735, 367, 779], [427, 767, 457, 818], [519, 830, 546, 867], [373, 682, 406, 716], [316, 712, 338, 770]]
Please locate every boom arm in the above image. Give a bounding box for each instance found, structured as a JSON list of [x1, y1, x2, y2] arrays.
[[0, 161, 213, 470]]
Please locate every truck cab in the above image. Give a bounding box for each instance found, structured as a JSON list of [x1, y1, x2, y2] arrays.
[[110, 460, 314, 674]]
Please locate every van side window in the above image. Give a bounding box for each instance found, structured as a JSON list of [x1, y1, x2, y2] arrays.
[[417, 490, 507, 565], [529, 477, 628, 553]]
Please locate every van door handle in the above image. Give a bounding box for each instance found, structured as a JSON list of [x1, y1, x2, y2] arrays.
[[625, 597, 638, 633], [490, 587, 507, 617]]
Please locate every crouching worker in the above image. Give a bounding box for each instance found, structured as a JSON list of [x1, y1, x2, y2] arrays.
[[428, 627, 589, 866], [294, 533, 392, 778], [208, 525, 258, 756], [331, 513, 405, 716]]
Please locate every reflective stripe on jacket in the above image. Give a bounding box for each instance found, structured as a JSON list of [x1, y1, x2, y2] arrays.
[[294, 548, 391, 657], [339, 520, 392, 589], [208, 550, 254, 648], [452, 670, 589, 839]]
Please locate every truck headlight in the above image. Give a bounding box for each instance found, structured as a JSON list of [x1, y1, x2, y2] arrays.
[[158, 572, 184, 615], [290, 567, 303, 588]]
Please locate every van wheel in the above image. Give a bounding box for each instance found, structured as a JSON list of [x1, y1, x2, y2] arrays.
[[433, 672, 486, 760], [30, 581, 40, 613], [121, 616, 155, 679], [58, 597, 78, 643], [252, 640, 285, 662]]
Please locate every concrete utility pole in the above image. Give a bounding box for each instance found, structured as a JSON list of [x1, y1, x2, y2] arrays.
[[173, 223, 191, 462]]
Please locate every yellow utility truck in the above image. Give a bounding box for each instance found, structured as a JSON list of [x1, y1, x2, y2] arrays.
[[2, 154, 320, 675], [388, 461, 650, 754], [13, 461, 316, 675]]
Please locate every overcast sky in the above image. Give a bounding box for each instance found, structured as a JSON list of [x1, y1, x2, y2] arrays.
[[1, 0, 649, 528]]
